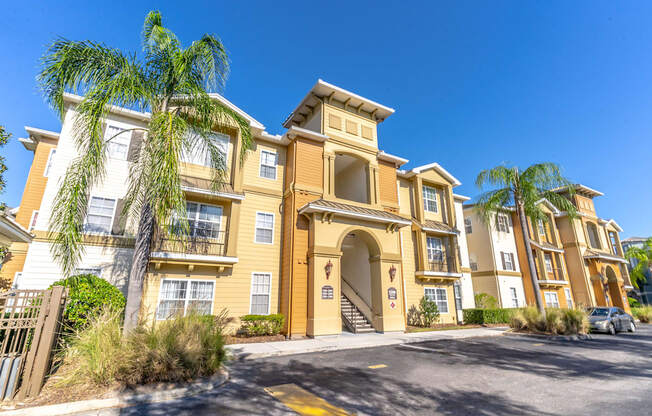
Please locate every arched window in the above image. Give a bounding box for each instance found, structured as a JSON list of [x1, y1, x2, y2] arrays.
[[587, 223, 601, 249]]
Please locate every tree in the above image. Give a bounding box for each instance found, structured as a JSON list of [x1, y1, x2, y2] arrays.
[[625, 237, 652, 290], [0, 125, 10, 206], [38, 11, 252, 330], [474, 163, 577, 315]]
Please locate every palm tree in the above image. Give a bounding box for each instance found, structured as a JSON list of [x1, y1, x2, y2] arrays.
[[38, 11, 253, 330], [474, 163, 577, 314], [625, 238, 652, 291]]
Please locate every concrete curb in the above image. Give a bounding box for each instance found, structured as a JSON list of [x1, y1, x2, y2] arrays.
[[0, 369, 229, 416], [503, 330, 593, 341]]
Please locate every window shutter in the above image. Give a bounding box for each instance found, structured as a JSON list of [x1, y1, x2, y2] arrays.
[[509, 253, 515, 271], [127, 131, 145, 162], [505, 215, 510, 233], [500, 251, 506, 269], [111, 198, 126, 235]]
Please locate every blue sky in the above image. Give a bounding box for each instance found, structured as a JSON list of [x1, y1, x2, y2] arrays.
[[1, 1, 650, 237]]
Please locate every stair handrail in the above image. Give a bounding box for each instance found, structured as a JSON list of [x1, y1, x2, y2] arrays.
[[341, 276, 372, 312]]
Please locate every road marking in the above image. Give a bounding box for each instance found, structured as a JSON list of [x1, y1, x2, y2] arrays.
[[533, 343, 544, 346], [265, 383, 352, 416], [368, 364, 387, 369], [400, 343, 464, 357]]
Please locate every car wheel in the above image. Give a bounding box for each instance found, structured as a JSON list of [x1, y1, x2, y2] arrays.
[[629, 321, 636, 333], [608, 323, 616, 335]]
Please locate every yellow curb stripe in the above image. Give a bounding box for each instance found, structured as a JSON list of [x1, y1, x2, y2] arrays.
[[265, 383, 352, 416], [368, 364, 387, 369], [533, 343, 544, 346]]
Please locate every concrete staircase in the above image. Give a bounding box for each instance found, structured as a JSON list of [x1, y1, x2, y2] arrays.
[[341, 295, 374, 333]]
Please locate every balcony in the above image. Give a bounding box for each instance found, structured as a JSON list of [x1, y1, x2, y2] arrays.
[[538, 268, 568, 288], [149, 228, 237, 270], [417, 255, 462, 280]]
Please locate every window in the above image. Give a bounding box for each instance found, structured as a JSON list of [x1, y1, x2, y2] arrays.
[[501, 251, 515, 271], [259, 150, 277, 179], [250, 273, 271, 314], [609, 232, 619, 255], [181, 132, 229, 167], [28, 210, 38, 232], [510, 287, 519, 308], [255, 212, 274, 244], [157, 279, 214, 320], [424, 287, 448, 313], [44, 149, 56, 177], [426, 237, 443, 262], [104, 125, 131, 160], [75, 267, 101, 276], [496, 214, 509, 233], [464, 217, 472, 234], [174, 202, 222, 239], [564, 288, 573, 309], [537, 219, 545, 235], [586, 223, 601, 249], [453, 282, 463, 310], [84, 196, 116, 234], [544, 291, 560, 308], [422, 186, 438, 213], [544, 253, 553, 273], [470, 261, 478, 271]]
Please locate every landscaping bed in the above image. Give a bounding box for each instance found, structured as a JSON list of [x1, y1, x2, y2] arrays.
[[224, 334, 286, 344]]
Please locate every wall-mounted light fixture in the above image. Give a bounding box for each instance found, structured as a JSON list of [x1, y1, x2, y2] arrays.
[[325, 260, 333, 279], [389, 264, 397, 282]]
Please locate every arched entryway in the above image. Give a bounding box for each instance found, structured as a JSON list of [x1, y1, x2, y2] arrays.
[[606, 266, 625, 308], [339, 229, 381, 332]]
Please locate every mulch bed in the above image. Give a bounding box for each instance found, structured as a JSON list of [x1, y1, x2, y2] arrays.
[[224, 334, 286, 345], [406, 323, 507, 332]]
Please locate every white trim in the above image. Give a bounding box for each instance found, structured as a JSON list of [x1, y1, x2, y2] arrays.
[[422, 185, 438, 213], [84, 195, 118, 235], [552, 184, 604, 197], [259, 149, 278, 180], [408, 162, 462, 186], [564, 287, 574, 308], [298, 204, 411, 226], [530, 241, 565, 253], [257, 131, 289, 146], [155, 278, 216, 321], [43, 148, 56, 177], [424, 286, 450, 314], [249, 272, 272, 315], [149, 251, 238, 264], [538, 280, 569, 286], [0, 214, 32, 243], [254, 211, 275, 245], [601, 218, 624, 232], [207, 93, 265, 130], [543, 291, 560, 308], [453, 193, 471, 202], [421, 226, 458, 236], [377, 150, 408, 167], [416, 271, 463, 278], [63, 93, 151, 121], [27, 210, 39, 232], [583, 251, 628, 264], [180, 185, 245, 201], [283, 125, 329, 143]]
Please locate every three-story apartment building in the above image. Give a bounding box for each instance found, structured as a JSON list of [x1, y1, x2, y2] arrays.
[[7, 80, 475, 337]]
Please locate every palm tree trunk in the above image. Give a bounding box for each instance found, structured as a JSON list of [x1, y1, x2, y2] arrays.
[[517, 199, 546, 315], [123, 200, 156, 331]]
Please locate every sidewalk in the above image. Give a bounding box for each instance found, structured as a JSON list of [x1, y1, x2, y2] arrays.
[[227, 326, 508, 359]]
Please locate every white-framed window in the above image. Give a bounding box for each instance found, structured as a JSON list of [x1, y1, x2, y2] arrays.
[[84, 196, 116, 234], [43, 149, 56, 177], [75, 267, 102, 276], [464, 217, 472, 234], [174, 202, 222, 239], [537, 219, 545, 235], [250, 273, 272, 314], [255, 212, 274, 244], [426, 236, 443, 262], [501, 251, 515, 271], [544, 291, 560, 308], [259, 150, 277, 180], [564, 288, 573, 309], [453, 281, 463, 310], [104, 125, 131, 160], [544, 253, 553, 273], [496, 214, 509, 233], [156, 279, 214, 320], [424, 287, 448, 313], [422, 185, 438, 213], [510, 287, 519, 308], [181, 132, 229, 167], [28, 210, 39, 232], [470, 261, 478, 271]]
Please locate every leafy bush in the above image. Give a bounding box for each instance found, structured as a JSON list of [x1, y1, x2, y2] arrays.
[[50, 274, 125, 333], [418, 296, 440, 327], [464, 308, 514, 324], [628, 297, 641, 308], [239, 314, 285, 336], [632, 306, 652, 323], [510, 306, 588, 335], [61, 309, 226, 386], [474, 293, 498, 309]]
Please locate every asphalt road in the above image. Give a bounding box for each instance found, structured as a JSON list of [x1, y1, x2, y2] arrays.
[[91, 325, 652, 415]]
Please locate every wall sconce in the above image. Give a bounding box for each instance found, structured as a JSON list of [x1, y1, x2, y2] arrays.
[[389, 264, 397, 282], [325, 260, 333, 280]]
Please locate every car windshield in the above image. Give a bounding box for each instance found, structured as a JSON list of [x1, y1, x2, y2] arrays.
[[590, 308, 609, 317]]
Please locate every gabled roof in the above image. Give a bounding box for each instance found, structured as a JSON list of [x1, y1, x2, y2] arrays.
[[552, 184, 604, 198], [399, 162, 461, 187], [598, 218, 623, 232], [377, 151, 408, 167], [453, 194, 471, 202], [535, 198, 562, 216], [0, 211, 32, 245], [283, 79, 395, 128], [20, 126, 60, 151], [415, 219, 459, 235]]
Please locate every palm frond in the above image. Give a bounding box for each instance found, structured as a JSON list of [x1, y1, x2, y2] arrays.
[[475, 165, 516, 190], [474, 188, 512, 224]]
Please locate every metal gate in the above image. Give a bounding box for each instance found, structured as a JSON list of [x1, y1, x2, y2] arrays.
[[0, 286, 67, 401]]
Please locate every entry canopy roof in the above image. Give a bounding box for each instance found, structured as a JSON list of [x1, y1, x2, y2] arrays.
[[584, 249, 627, 264], [299, 199, 410, 227], [283, 79, 395, 128], [552, 184, 604, 198]]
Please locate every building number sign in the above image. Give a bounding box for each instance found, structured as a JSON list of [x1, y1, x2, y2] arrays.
[[322, 285, 334, 300], [388, 287, 397, 300]]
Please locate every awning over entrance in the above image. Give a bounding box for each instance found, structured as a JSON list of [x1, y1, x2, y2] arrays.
[[413, 219, 458, 235], [530, 241, 564, 254], [583, 249, 628, 264], [298, 199, 411, 228]]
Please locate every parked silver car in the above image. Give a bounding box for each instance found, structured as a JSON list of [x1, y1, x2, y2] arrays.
[[588, 307, 635, 335]]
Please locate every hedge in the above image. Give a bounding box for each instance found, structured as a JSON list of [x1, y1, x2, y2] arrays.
[[239, 314, 285, 336], [463, 308, 514, 324]]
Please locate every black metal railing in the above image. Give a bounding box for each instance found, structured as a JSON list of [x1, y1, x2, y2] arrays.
[[151, 228, 228, 256], [427, 257, 455, 273]]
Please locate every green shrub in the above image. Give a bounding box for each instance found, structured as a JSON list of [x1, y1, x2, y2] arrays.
[[632, 306, 652, 323], [50, 274, 125, 333], [61, 309, 226, 386], [239, 314, 285, 336], [628, 297, 641, 308], [463, 308, 514, 324], [510, 306, 588, 335], [474, 293, 498, 309], [418, 296, 440, 327]]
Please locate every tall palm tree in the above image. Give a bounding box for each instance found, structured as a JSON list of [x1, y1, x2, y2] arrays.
[[38, 11, 253, 330], [625, 238, 652, 291], [474, 163, 577, 314]]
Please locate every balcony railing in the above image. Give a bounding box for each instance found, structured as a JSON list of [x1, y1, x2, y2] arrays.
[[151, 228, 228, 257], [427, 256, 456, 273]]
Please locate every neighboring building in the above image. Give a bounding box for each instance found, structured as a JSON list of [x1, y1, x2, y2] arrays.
[[621, 236, 652, 304], [463, 206, 527, 308], [511, 200, 575, 309], [0, 209, 32, 289], [10, 80, 475, 337], [553, 185, 633, 312]]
